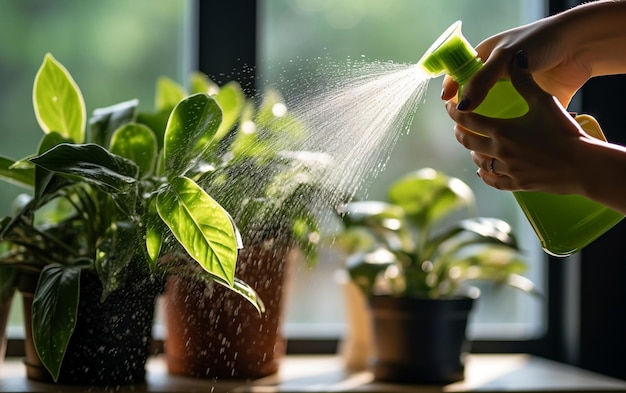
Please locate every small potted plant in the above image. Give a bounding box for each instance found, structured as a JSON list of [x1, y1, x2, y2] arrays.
[[0, 53, 261, 385], [160, 75, 340, 379], [337, 167, 538, 384]]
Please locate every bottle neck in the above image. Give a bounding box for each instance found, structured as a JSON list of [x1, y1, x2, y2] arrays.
[[451, 57, 483, 86]]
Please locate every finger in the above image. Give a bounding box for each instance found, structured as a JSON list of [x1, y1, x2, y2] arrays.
[[446, 101, 508, 139], [455, 125, 492, 153], [441, 75, 459, 101], [477, 168, 515, 191]]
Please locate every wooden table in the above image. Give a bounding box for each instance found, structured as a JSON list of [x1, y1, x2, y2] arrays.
[[1, 354, 625, 392]]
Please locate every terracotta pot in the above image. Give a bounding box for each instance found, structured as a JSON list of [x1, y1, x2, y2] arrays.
[[163, 239, 296, 379], [19, 269, 162, 385], [369, 294, 476, 384]]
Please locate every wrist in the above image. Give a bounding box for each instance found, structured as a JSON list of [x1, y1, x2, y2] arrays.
[[559, 1, 626, 76], [576, 140, 626, 209]]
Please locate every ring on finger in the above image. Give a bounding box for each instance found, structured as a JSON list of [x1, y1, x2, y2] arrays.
[[489, 158, 497, 174]]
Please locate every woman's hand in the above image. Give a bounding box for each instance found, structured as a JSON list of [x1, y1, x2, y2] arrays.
[[442, 1, 626, 215], [446, 50, 594, 196], [441, 9, 592, 110]]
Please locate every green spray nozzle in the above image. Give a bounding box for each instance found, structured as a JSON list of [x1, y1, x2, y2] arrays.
[[417, 21, 483, 85]]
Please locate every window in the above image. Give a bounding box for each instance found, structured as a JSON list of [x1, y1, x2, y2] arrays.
[[258, 0, 548, 341], [0, 0, 191, 342]]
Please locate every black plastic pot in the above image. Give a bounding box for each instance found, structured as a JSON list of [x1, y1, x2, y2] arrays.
[[369, 294, 476, 384], [20, 269, 162, 385]]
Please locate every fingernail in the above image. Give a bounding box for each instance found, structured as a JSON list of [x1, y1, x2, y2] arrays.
[[457, 97, 470, 111], [476, 169, 481, 177], [440, 88, 445, 99], [516, 50, 528, 69]]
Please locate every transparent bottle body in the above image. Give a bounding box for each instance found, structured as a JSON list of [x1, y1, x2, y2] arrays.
[[466, 80, 624, 256]]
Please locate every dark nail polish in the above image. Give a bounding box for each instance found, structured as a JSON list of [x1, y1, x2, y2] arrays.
[[457, 97, 470, 111], [516, 50, 528, 69]]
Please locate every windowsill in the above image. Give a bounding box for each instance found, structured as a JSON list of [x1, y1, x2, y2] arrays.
[[1, 354, 625, 392]]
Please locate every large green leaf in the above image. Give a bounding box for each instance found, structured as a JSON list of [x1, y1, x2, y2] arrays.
[[156, 176, 237, 286], [163, 93, 222, 178], [109, 123, 158, 178], [90, 99, 139, 148], [30, 143, 139, 194], [33, 53, 85, 143], [32, 263, 83, 382]]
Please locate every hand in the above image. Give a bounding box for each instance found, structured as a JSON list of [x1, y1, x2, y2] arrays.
[[446, 50, 597, 196], [441, 14, 591, 110]]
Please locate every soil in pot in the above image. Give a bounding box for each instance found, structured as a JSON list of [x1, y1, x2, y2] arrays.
[[164, 239, 296, 379], [20, 269, 163, 385], [369, 294, 476, 384]]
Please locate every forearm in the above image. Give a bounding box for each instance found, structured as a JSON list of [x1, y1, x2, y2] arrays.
[[557, 0, 626, 77], [579, 139, 626, 215]]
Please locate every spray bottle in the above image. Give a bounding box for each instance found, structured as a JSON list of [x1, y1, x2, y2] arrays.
[[417, 21, 624, 257]]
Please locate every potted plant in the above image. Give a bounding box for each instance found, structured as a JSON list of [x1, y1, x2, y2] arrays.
[[337, 167, 538, 384], [0, 53, 261, 385], [159, 76, 340, 379]]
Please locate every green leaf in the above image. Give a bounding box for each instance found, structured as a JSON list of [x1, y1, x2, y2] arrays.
[[212, 276, 266, 315], [33, 53, 85, 143], [425, 218, 520, 265], [156, 176, 237, 286], [155, 76, 187, 112], [34, 132, 71, 200], [109, 123, 158, 178], [30, 143, 139, 194], [32, 263, 83, 382], [95, 222, 136, 300], [145, 217, 165, 269], [163, 93, 222, 178], [0, 156, 34, 188], [136, 109, 170, 151], [346, 248, 398, 297], [342, 201, 405, 229], [90, 99, 139, 148], [389, 168, 475, 230], [145, 198, 166, 269], [213, 81, 245, 142], [190, 71, 218, 95]]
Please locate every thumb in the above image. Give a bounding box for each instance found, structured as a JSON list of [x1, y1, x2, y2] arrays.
[[509, 50, 549, 105]]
